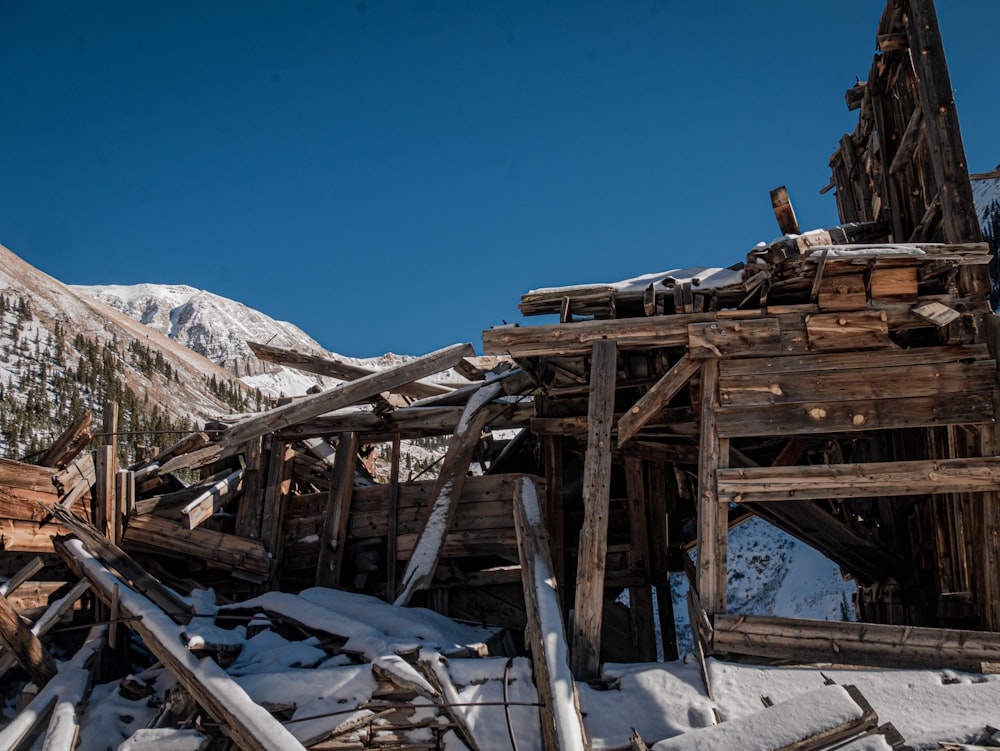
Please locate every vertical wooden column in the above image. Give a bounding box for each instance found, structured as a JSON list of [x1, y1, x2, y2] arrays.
[[696, 357, 727, 616], [571, 339, 617, 678], [624, 455, 656, 662], [316, 432, 359, 589], [113, 470, 134, 546], [543, 435, 566, 588], [235, 436, 265, 540], [386, 433, 401, 602], [260, 440, 293, 589], [94, 446, 116, 540]]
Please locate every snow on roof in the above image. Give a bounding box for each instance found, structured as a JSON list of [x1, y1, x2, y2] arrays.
[[526, 266, 744, 297]]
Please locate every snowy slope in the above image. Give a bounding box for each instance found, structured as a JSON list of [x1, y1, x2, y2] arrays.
[[971, 171, 1000, 227]]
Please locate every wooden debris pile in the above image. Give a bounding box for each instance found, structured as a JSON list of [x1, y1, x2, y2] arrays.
[[1, 0, 999, 748]]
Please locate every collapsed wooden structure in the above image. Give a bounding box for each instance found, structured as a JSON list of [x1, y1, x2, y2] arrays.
[[2, 0, 999, 747]]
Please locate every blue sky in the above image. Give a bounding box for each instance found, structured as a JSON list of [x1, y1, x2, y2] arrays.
[[2, 2, 998, 358]]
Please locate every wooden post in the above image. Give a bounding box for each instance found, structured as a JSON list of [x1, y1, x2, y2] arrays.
[[513, 477, 588, 751], [544, 435, 566, 589], [0, 592, 56, 687], [235, 436, 265, 540], [316, 432, 359, 589], [94, 445, 116, 540], [571, 339, 617, 678], [38, 411, 92, 469], [260, 441, 293, 588], [696, 358, 727, 616], [624, 456, 656, 662], [386, 433, 401, 602]]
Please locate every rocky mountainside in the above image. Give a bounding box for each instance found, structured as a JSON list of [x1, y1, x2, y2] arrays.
[[0, 243, 254, 461]]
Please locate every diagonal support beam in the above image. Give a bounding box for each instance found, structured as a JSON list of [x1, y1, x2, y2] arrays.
[[617, 354, 701, 447]]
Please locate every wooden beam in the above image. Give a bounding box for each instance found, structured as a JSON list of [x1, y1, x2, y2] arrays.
[[571, 339, 617, 678], [696, 358, 727, 616], [93, 445, 116, 542], [259, 441, 292, 584], [56, 538, 308, 751], [394, 382, 507, 606], [0, 579, 90, 680], [247, 340, 452, 399], [718, 457, 1000, 503], [234, 436, 265, 540], [512, 477, 588, 751], [222, 343, 472, 447], [483, 313, 715, 357], [713, 613, 1000, 671], [315, 433, 359, 589], [617, 355, 701, 447]]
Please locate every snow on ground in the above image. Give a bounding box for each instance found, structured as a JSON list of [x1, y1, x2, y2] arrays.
[[18, 580, 999, 751]]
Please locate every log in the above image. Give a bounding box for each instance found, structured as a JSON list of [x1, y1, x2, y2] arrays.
[[55, 539, 308, 751], [0, 580, 90, 681], [571, 339, 617, 678], [513, 476, 588, 751], [0, 557, 45, 598], [770, 186, 800, 236]]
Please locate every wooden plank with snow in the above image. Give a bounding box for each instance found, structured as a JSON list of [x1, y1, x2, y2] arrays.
[[221, 343, 473, 446], [394, 380, 506, 606], [571, 339, 617, 679], [712, 613, 1000, 670], [181, 468, 244, 530], [649, 683, 876, 751], [513, 476, 588, 751], [55, 538, 308, 751]]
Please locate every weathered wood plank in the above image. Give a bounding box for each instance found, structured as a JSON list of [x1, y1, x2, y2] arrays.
[[512, 476, 587, 751], [571, 340, 617, 678], [713, 613, 1000, 670], [816, 273, 866, 311], [770, 185, 800, 235], [618, 355, 701, 447], [718, 456, 1000, 503], [719, 359, 996, 407], [715, 390, 995, 438], [805, 310, 890, 351], [123, 515, 270, 580], [719, 343, 989, 377], [483, 314, 715, 357], [687, 319, 782, 359]]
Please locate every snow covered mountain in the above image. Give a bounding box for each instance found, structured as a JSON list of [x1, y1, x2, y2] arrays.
[[972, 169, 1000, 227], [72, 283, 453, 399]]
